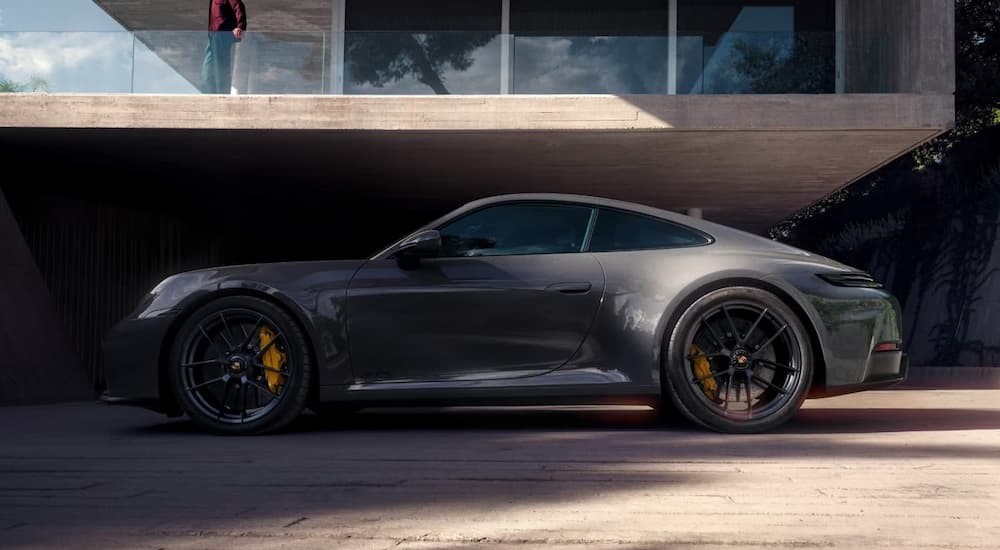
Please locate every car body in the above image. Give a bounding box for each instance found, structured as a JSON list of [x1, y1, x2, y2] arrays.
[[102, 194, 907, 433]]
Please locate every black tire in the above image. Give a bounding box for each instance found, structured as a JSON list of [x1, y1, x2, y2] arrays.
[[168, 296, 312, 435], [662, 286, 813, 434]]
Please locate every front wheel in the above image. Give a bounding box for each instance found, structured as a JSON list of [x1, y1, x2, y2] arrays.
[[663, 286, 813, 433], [168, 296, 312, 435]]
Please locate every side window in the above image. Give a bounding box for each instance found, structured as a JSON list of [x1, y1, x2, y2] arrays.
[[439, 203, 593, 257], [588, 209, 710, 252]]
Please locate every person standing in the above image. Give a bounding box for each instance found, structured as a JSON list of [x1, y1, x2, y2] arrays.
[[202, 0, 247, 94]]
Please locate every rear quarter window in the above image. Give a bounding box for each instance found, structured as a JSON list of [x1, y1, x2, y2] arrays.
[[588, 208, 711, 252]]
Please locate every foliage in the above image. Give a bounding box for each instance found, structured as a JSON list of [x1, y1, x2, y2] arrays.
[[773, 1, 1000, 242], [0, 75, 48, 93], [346, 33, 493, 95], [812, 211, 907, 259], [729, 33, 835, 94]]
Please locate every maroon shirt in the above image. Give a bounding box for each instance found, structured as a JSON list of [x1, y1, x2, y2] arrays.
[[208, 0, 247, 32]]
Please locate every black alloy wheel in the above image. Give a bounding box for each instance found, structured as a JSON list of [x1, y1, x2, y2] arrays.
[[169, 296, 312, 434], [663, 286, 813, 433]]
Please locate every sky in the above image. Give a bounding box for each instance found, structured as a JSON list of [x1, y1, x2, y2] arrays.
[[0, 0, 196, 92]]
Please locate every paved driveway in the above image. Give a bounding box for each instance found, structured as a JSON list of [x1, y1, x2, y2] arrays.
[[1, 390, 998, 549]]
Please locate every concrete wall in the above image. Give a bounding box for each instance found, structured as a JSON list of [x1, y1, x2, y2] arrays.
[[0, 188, 91, 405], [845, 0, 955, 94]]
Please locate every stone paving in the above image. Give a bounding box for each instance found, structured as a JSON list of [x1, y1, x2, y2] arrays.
[[1, 390, 998, 549]]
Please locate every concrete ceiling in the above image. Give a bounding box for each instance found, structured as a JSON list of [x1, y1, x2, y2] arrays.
[[95, 0, 333, 31], [0, 127, 933, 233]]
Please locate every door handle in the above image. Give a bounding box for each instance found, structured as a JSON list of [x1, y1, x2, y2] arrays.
[[545, 282, 592, 295]]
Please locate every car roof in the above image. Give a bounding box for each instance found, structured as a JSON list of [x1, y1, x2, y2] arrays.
[[453, 193, 724, 235], [461, 193, 683, 219], [373, 193, 818, 260]]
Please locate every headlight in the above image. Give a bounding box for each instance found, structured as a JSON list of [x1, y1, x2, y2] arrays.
[[817, 272, 883, 289], [149, 275, 179, 296]]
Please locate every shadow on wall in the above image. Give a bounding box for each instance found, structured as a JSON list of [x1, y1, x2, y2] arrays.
[[775, 126, 1000, 369]]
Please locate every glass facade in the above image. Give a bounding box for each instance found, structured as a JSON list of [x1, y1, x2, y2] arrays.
[[0, 0, 853, 95], [677, 0, 836, 94]]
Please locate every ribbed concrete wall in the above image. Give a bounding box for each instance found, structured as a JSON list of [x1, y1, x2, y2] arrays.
[[845, 0, 955, 94], [0, 188, 91, 405]]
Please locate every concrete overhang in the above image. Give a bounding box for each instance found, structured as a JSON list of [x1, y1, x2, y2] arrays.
[[0, 93, 951, 231], [94, 0, 333, 31]]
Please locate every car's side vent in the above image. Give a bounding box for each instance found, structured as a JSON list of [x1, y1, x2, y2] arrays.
[[817, 272, 883, 289]]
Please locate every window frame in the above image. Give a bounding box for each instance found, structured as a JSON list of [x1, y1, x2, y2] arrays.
[[583, 206, 715, 253], [432, 200, 598, 259]]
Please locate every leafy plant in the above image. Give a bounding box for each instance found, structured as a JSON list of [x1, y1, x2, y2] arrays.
[[0, 75, 49, 93]]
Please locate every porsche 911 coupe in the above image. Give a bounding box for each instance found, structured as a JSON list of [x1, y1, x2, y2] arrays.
[[102, 194, 907, 434]]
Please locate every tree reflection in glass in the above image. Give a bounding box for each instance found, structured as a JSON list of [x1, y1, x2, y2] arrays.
[[345, 32, 499, 94]]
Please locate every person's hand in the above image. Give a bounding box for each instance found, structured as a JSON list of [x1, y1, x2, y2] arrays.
[[233, 28, 244, 40]]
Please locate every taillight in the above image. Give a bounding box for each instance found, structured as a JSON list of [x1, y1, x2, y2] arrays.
[[873, 341, 900, 353], [817, 272, 883, 288]]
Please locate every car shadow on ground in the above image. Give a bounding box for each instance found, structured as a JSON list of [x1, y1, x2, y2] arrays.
[[138, 404, 1000, 435]]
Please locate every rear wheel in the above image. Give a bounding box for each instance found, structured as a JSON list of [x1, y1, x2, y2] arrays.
[[168, 296, 312, 435], [663, 286, 813, 433]]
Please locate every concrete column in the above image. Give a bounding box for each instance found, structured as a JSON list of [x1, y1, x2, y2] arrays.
[[0, 187, 90, 405], [667, 0, 677, 95], [835, 0, 846, 94], [330, 0, 346, 94], [843, 0, 954, 95], [918, 0, 956, 95], [501, 0, 512, 94]]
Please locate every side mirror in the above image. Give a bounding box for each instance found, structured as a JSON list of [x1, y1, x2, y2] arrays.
[[395, 230, 442, 259]]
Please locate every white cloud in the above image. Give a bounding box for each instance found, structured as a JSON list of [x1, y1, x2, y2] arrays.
[[0, 31, 129, 81]]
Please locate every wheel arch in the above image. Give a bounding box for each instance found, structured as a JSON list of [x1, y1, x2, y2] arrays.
[[156, 287, 321, 416], [656, 277, 826, 397]]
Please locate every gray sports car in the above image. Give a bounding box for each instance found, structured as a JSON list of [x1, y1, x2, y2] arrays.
[[102, 194, 907, 434]]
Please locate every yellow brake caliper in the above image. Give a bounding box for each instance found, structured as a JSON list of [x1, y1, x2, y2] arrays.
[[259, 326, 287, 394], [690, 344, 717, 399]]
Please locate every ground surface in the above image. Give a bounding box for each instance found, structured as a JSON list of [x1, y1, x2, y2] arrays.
[[1, 390, 998, 550]]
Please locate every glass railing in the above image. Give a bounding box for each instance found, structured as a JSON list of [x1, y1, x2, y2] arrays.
[[0, 31, 887, 95]]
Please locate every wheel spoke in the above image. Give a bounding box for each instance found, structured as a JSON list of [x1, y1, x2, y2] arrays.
[[255, 331, 284, 358], [751, 375, 788, 394], [253, 361, 292, 380], [700, 316, 727, 351], [181, 359, 223, 369], [217, 380, 232, 419], [245, 378, 280, 397], [723, 372, 733, 411], [198, 324, 227, 358], [240, 383, 249, 423], [752, 324, 788, 354], [218, 312, 236, 351], [755, 358, 800, 372], [742, 308, 768, 346], [687, 352, 729, 360], [722, 306, 739, 340], [691, 368, 729, 385], [240, 315, 265, 350], [744, 371, 753, 419], [186, 376, 226, 392]]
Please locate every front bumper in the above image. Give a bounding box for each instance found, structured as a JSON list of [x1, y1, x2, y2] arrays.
[[101, 313, 176, 413]]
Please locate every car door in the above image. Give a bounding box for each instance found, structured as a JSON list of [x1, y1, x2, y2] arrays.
[[346, 202, 605, 383]]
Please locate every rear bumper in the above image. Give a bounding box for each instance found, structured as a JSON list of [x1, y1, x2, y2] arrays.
[[811, 352, 908, 399]]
